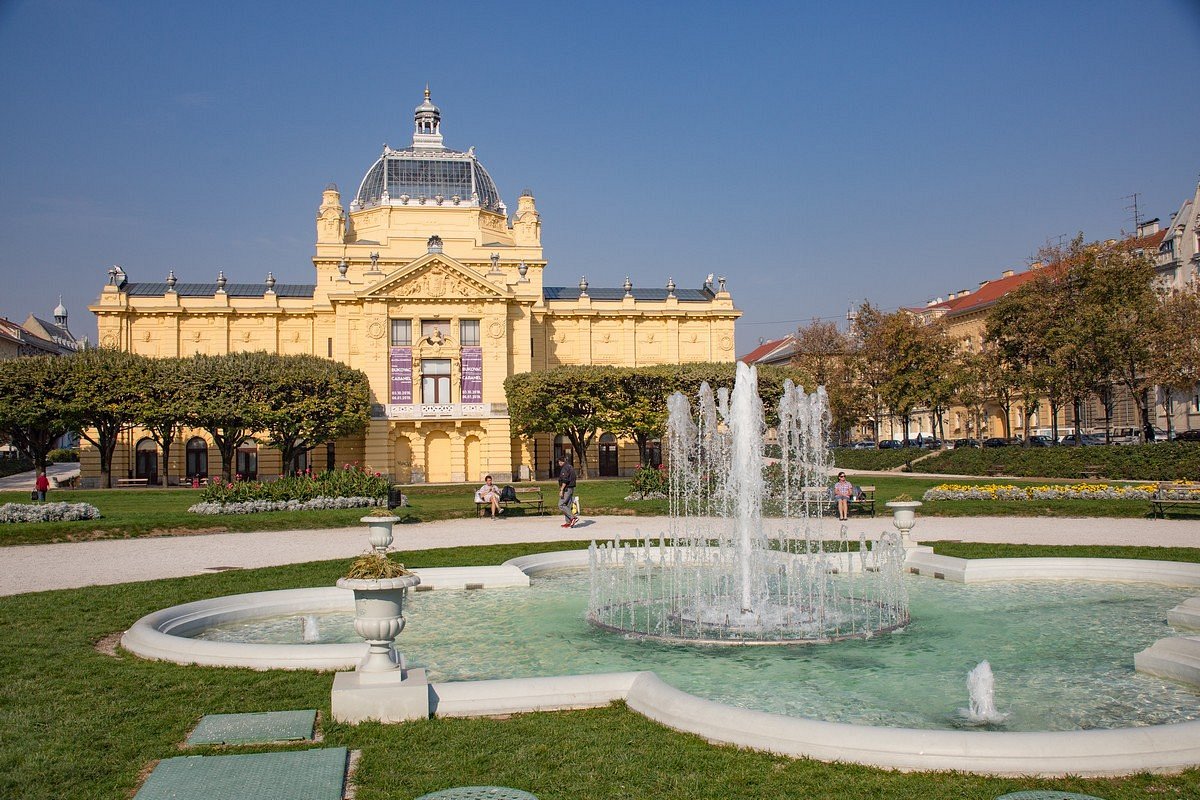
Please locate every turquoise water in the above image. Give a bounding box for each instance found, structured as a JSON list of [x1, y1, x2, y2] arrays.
[[196, 571, 1200, 731]]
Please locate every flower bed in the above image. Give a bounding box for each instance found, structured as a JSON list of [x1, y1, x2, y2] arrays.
[[920, 482, 1197, 501], [198, 464, 389, 505], [0, 502, 102, 523], [188, 496, 384, 515]]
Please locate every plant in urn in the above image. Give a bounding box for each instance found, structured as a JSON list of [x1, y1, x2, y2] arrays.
[[336, 515, 420, 673]]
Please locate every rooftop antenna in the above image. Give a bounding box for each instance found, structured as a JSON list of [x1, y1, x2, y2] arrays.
[[1123, 192, 1142, 231]]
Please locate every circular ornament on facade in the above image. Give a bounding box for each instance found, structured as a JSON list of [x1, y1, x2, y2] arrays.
[[367, 321, 385, 339], [487, 321, 504, 339], [719, 334, 733, 351], [101, 333, 116, 348]]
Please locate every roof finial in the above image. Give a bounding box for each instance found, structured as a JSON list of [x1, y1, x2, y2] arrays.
[[424, 84, 430, 102]]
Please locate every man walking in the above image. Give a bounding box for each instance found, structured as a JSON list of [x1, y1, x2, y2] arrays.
[[557, 455, 577, 528]]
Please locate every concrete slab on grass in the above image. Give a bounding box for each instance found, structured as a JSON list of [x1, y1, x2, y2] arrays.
[[187, 709, 317, 745], [135, 747, 346, 800]]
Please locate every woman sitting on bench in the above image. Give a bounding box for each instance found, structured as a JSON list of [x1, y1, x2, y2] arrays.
[[475, 475, 503, 518]]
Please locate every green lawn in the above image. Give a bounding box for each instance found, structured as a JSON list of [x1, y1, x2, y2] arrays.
[[2, 540, 1198, 800], [5, 473, 1195, 547]]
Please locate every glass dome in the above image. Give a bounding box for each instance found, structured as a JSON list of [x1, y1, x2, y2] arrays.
[[354, 149, 503, 212]]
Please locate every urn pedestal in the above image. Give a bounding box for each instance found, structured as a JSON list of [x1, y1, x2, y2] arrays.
[[885, 500, 923, 548]]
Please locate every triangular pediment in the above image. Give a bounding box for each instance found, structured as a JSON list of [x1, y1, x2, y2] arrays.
[[359, 253, 508, 300]]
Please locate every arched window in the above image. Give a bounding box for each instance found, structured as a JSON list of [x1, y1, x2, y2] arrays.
[[135, 438, 158, 484], [186, 437, 208, 479], [599, 432, 618, 477], [645, 438, 663, 469]]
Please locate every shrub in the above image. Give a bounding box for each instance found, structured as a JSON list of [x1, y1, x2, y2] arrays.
[[0, 502, 101, 523], [628, 463, 669, 499], [344, 552, 412, 579], [919, 442, 1200, 481], [47, 448, 79, 463], [198, 464, 389, 504], [0, 458, 33, 480], [832, 447, 925, 471]]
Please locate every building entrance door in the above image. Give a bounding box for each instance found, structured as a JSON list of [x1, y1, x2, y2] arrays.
[[598, 433, 618, 477], [135, 439, 158, 484]]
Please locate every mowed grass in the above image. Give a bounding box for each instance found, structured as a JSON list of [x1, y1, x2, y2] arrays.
[[3, 541, 1199, 800], [4, 472, 1194, 547]]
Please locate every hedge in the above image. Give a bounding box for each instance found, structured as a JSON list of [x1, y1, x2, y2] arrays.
[[918, 442, 1200, 481], [830, 447, 926, 471]]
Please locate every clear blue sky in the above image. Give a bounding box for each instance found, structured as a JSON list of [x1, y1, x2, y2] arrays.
[[1, 0, 1198, 354]]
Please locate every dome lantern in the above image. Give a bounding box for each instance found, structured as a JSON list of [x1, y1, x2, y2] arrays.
[[413, 86, 444, 150], [53, 296, 68, 327]]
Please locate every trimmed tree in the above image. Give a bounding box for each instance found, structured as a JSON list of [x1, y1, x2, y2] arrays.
[[259, 355, 372, 476], [183, 352, 267, 481], [0, 356, 73, 472], [63, 348, 147, 488], [133, 357, 189, 486]]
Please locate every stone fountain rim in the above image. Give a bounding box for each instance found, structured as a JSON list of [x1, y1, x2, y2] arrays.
[[121, 548, 1200, 776]]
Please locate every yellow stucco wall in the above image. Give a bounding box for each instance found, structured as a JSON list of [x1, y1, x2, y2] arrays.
[[88, 184, 739, 486]]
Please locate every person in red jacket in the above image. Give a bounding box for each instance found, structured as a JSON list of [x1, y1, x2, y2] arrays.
[[35, 470, 50, 503]]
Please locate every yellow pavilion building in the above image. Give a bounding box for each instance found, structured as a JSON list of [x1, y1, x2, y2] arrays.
[[88, 90, 740, 486]]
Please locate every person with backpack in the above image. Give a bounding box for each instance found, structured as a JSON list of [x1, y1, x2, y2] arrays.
[[557, 455, 577, 527], [475, 474, 503, 518]]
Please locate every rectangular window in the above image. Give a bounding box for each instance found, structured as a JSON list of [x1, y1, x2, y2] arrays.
[[390, 319, 412, 346], [327, 337, 333, 358], [460, 319, 480, 346], [422, 358, 452, 404]]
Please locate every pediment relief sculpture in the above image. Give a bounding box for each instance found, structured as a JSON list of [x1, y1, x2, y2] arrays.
[[364, 257, 506, 301]]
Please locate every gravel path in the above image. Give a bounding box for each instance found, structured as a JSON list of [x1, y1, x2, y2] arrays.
[[1, 513, 1198, 597]]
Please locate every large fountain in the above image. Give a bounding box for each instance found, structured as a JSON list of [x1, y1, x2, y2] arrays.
[[588, 363, 909, 644]]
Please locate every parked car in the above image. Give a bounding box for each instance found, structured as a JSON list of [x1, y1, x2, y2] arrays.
[[1060, 433, 1107, 446], [982, 437, 1011, 448], [1174, 429, 1200, 442], [922, 438, 943, 449], [952, 438, 979, 448], [851, 440, 877, 450], [877, 440, 902, 449], [1027, 435, 1054, 447]]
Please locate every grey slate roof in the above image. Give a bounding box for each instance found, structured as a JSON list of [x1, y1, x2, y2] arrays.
[[543, 286, 716, 302], [126, 282, 317, 298]]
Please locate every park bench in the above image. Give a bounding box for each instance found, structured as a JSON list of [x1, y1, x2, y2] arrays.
[[115, 477, 149, 488], [1079, 465, 1104, 480], [1151, 482, 1200, 519], [476, 486, 545, 517], [801, 485, 876, 517], [985, 465, 1006, 477]]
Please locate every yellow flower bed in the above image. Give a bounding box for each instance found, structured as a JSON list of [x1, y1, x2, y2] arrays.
[[922, 482, 1198, 501]]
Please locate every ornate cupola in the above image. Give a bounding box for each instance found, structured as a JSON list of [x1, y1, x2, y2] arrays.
[[413, 86, 444, 150]]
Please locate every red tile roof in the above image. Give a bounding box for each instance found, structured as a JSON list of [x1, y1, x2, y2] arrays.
[[739, 335, 793, 364]]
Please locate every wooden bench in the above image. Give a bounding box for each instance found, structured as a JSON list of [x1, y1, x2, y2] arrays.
[[1151, 482, 1200, 519], [1080, 465, 1104, 480], [802, 485, 876, 517], [115, 477, 149, 488], [476, 486, 545, 516], [985, 465, 1006, 477]]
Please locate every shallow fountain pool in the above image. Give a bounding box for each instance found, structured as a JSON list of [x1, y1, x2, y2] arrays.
[[194, 569, 1199, 731]]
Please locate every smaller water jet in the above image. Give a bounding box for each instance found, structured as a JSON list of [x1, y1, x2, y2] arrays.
[[301, 614, 320, 643], [962, 660, 1009, 725]]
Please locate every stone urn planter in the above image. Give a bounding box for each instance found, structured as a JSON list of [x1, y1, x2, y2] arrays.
[[338, 513, 419, 673], [885, 500, 923, 548], [336, 573, 421, 672], [361, 514, 400, 553]]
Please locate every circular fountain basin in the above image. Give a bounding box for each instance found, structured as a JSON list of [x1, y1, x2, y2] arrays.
[[124, 549, 1200, 775]]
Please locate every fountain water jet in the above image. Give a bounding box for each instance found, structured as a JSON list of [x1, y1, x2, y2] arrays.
[[588, 363, 909, 644], [301, 614, 320, 643], [963, 660, 1009, 724]]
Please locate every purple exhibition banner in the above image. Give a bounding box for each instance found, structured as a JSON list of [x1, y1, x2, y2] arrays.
[[389, 346, 412, 404], [461, 346, 483, 403]]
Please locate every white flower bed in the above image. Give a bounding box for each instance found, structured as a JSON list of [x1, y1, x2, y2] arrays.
[[624, 492, 668, 501], [0, 502, 102, 523], [188, 496, 385, 515]]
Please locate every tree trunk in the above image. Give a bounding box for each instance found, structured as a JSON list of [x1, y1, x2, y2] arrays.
[[1049, 398, 1060, 443]]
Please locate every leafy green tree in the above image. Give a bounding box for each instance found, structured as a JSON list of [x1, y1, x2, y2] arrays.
[[987, 281, 1054, 444], [792, 319, 865, 444], [948, 350, 990, 444], [183, 353, 268, 481], [0, 356, 73, 472], [606, 368, 672, 466], [506, 366, 618, 478], [1151, 289, 1200, 438], [63, 348, 147, 488], [258, 354, 371, 475], [132, 357, 189, 486]]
